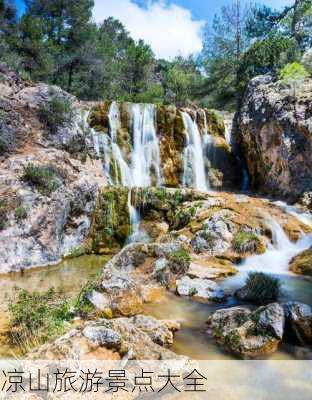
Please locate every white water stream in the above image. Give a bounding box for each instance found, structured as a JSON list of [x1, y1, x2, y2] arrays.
[[240, 216, 312, 275], [181, 111, 209, 191]]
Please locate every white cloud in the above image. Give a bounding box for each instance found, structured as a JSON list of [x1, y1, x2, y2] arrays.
[[93, 0, 205, 60]]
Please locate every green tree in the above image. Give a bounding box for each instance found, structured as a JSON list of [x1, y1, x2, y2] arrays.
[[22, 0, 95, 92], [200, 0, 251, 109], [0, 0, 20, 70], [247, 0, 312, 49], [237, 34, 295, 94]]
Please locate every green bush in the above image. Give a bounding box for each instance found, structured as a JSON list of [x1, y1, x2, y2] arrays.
[[8, 288, 73, 352], [39, 94, 76, 133], [232, 230, 261, 254], [236, 272, 281, 304], [168, 248, 191, 275], [279, 62, 309, 83], [15, 206, 28, 221], [75, 274, 101, 315], [21, 163, 62, 195]]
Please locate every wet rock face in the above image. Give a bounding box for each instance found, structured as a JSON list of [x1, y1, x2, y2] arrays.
[[87, 187, 131, 254], [237, 75, 312, 202], [207, 303, 285, 358]]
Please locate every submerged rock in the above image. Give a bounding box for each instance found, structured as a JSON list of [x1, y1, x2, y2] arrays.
[[207, 303, 285, 358]]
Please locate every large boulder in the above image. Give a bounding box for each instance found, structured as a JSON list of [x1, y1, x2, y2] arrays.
[[284, 302, 312, 346], [207, 303, 285, 358], [237, 75, 312, 202]]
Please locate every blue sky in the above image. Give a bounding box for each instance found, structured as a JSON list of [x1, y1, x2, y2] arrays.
[[14, 0, 294, 59]]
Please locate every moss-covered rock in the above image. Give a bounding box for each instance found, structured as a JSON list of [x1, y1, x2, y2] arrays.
[[87, 187, 130, 254], [88, 101, 112, 133], [289, 248, 312, 276], [156, 105, 186, 187], [205, 109, 226, 137]]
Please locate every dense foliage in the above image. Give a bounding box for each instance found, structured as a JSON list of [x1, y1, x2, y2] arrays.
[[0, 0, 311, 109]]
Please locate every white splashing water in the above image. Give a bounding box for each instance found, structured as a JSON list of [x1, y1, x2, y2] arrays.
[[129, 103, 162, 187], [181, 111, 209, 191], [273, 200, 312, 228], [240, 217, 312, 275]]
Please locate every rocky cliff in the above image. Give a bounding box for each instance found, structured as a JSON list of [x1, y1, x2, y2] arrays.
[[0, 65, 105, 272], [237, 75, 312, 205]]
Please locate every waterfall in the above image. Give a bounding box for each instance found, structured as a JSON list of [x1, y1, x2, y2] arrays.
[[181, 111, 209, 191], [129, 103, 162, 187], [240, 217, 312, 274], [94, 102, 162, 242]]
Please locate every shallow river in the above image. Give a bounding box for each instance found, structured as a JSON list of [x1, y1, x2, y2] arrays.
[[0, 253, 311, 360]]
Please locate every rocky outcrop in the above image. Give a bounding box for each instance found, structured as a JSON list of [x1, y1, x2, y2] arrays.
[[0, 68, 105, 272], [284, 302, 312, 346], [237, 75, 312, 203], [207, 303, 285, 358], [28, 316, 182, 360]]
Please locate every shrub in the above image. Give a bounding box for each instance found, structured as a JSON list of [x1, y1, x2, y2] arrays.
[[168, 248, 191, 275], [235, 272, 281, 304], [39, 93, 76, 133], [15, 206, 27, 221], [75, 274, 101, 315], [232, 230, 261, 254], [279, 62, 309, 83], [21, 163, 62, 195], [8, 288, 73, 353]]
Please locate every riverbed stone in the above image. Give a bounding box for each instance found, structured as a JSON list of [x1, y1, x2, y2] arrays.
[[82, 326, 122, 348], [176, 276, 225, 301], [207, 303, 284, 358], [129, 315, 180, 346], [86, 290, 111, 311]]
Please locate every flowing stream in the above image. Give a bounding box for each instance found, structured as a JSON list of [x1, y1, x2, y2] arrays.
[[0, 210, 311, 360]]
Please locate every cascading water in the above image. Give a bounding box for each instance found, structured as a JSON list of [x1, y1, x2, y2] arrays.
[[129, 103, 162, 187], [95, 102, 162, 242], [181, 111, 209, 191], [273, 201, 312, 228], [240, 216, 312, 274]]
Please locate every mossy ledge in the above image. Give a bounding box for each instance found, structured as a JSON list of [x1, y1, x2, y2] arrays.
[[87, 187, 131, 254]]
